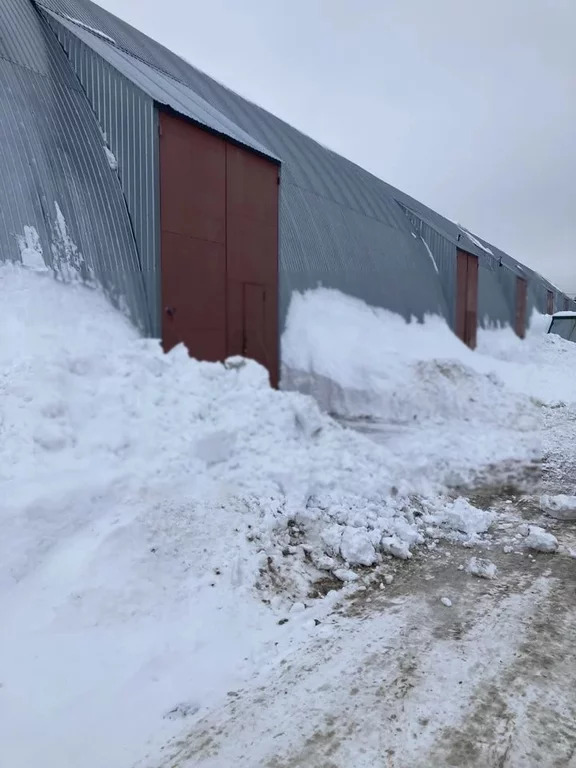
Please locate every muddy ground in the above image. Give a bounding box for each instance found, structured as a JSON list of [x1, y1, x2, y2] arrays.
[[154, 412, 576, 768]]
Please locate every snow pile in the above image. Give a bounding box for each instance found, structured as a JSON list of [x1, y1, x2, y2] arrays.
[[0, 266, 564, 768], [525, 526, 559, 553], [282, 289, 539, 431], [477, 317, 576, 405]]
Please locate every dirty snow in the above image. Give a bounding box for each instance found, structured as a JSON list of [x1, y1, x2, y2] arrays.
[[467, 556, 498, 579]]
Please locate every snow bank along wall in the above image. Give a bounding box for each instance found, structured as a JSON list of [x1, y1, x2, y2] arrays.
[[1, 0, 573, 380]]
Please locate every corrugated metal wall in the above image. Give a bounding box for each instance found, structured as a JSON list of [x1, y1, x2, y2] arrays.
[[43, 11, 161, 334], [278, 184, 448, 327], [12, 0, 572, 342], [398, 204, 457, 327], [35, 0, 453, 329], [0, 0, 150, 332]]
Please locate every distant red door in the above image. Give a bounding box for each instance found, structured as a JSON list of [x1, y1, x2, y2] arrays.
[[456, 249, 478, 348], [515, 277, 528, 338], [547, 290, 554, 315]]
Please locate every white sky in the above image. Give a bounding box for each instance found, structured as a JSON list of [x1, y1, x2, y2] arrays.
[[97, 0, 576, 291]]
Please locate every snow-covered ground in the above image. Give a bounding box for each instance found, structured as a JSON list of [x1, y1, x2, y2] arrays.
[[2, 268, 575, 767]]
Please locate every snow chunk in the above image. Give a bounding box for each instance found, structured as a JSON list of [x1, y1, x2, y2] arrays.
[[525, 526, 558, 553], [340, 528, 377, 566], [440, 597, 452, 607], [381, 535, 412, 560], [333, 568, 359, 583], [540, 494, 576, 520], [432, 498, 494, 536], [467, 557, 497, 579]]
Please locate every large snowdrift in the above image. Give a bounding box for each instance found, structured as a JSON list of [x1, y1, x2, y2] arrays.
[[0, 268, 552, 768], [281, 288, 545, 424]]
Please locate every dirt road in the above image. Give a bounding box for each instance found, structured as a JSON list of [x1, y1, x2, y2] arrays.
[[153, 409, 576, 768]]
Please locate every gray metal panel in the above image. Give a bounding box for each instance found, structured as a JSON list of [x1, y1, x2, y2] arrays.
[[278, 182, 448, 327], [43, 11, 160, 334], [41, 9, 277, 162], [0, 0, 79, 89], [397, 204, 458, 328], [0, 3, 150, 334]]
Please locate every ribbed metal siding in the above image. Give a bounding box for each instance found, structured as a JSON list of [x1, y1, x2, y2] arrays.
[[397, 204, 457, 327], [0, 0, 79, 89], [0, 3, 150, 333], [42, 9, 277, 161], [43, 12, 160, 334], [278, 182, 448, 326], [477, 267, 513, 328], [33, 0, 564, 329]]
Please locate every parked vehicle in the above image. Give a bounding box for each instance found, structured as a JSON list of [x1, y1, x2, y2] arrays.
[[548, 312, 576, 342]]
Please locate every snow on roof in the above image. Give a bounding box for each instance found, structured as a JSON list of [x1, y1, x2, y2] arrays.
[[60, 12, 116, 43], [552, 311, 576, 318], [457, 225, 495, 257]]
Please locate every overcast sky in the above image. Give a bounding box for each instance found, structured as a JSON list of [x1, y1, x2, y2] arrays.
[[98, 0, 575, 290]]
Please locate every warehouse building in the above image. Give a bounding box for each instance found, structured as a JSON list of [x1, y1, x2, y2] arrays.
[[1, 0, 572, 386]]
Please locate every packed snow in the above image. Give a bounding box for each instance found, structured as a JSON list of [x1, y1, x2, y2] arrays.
[[2, 267, 575, 767]]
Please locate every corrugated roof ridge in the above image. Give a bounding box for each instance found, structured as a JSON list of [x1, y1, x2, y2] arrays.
[[34, 0, 278, 160]]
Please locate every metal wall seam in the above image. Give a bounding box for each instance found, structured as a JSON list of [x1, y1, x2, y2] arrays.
[[43, 10, 160, 333]]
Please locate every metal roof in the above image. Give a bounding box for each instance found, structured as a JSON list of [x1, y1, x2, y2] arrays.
[[40, 7, 278, 162], [28, 1, 568, 305]]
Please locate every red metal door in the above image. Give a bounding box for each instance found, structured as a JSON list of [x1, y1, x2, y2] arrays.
[[243, 283, 267, 366], [159, 112, 227, 360], [159, 112, 279, 385], [226, 144, 279, 386], [515, 277, 528, 338], [547, 291, 554, 315], [456, 249, 478, 348]]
